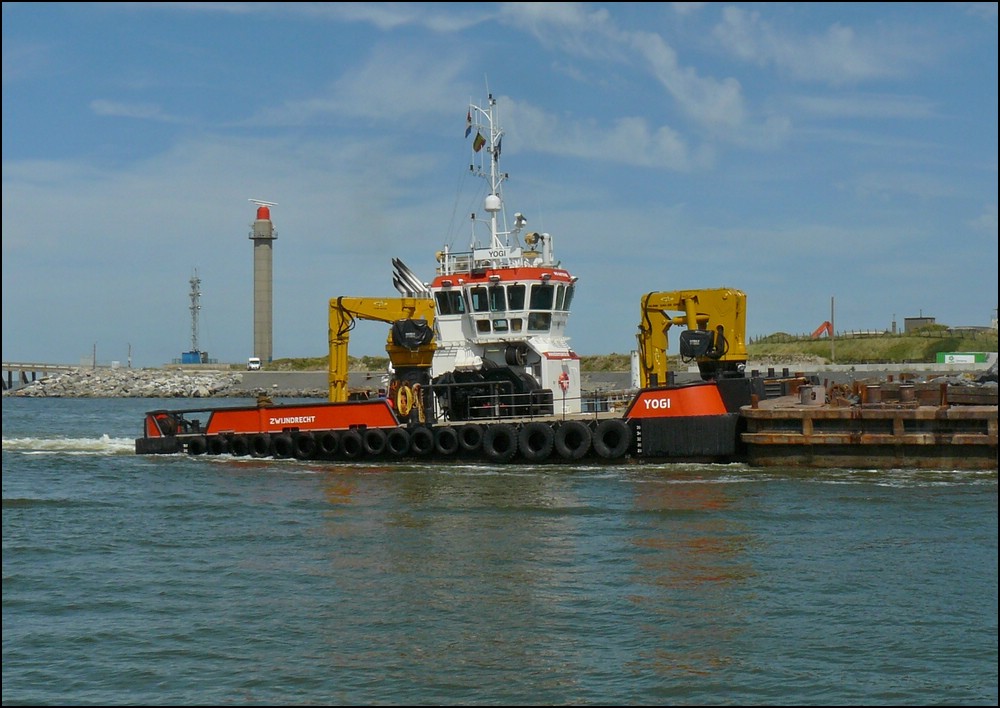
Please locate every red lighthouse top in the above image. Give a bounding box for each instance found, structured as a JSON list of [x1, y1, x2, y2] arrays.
[[256, 205, 271, 221]]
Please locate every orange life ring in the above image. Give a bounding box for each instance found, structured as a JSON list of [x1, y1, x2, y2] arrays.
[[396, 384, 414, 417]]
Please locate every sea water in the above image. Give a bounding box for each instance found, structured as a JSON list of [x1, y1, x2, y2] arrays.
[[3, 397, 997, 705]]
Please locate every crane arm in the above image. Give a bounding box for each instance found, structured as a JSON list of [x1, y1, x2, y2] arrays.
[[636, 288, 747, 386], [811, 321, 833, 338], [328, 296, 436, 402]]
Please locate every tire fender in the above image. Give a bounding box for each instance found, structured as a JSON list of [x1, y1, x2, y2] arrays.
[[592, 419, 630, 459], [518, 422, 554, 462]]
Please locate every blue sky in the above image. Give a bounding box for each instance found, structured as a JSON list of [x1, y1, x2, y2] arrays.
[[3, 2, 997, 368]]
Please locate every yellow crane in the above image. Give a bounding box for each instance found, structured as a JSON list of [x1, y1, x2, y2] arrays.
[[636, 288, 747, 387], [328, 296, 436, 403]]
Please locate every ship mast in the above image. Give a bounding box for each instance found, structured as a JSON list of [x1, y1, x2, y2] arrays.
[[469, 93, 512, 251]]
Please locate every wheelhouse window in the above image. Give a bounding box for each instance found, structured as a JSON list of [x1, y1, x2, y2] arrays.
[[528, 312, 552, 331], [435, 291, 466, 315], [507, 284, 526, 311], [561, 283, 575, 311], [529, 283, 554, 310], [469, 287, 490, 312], [488, 286, 506, 312]]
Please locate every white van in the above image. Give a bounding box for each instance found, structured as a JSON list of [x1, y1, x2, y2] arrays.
[[247, 357, 262, 371]]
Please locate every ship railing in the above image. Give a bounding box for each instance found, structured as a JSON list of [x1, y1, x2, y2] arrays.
[[425, 379, 556, 422], [436, 251, 474, 276]]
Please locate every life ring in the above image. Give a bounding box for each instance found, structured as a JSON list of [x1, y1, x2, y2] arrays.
[[363, 428, 388, 456], [385, 428, 411, 456], [270, 434, 294, 459], [458, 424, 484, 453], [249, 434, 271, 457], [293, 432, 317, 460], [518, 422, 554, 462], [340, 430, 364, 459], [317, 431, 339, 456], [482, 424, 518, 463], [592, 419, 630, 459], [554, 420, 591, 460], [229, 435, 250, 457], [433, 426, 460, 456], [396, 384, 415, 417], [187, 436, 207, 456], [409, 426, 435, 456]]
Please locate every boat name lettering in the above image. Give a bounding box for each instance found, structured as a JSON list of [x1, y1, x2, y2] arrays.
[[643, 397, 672, 410], [269, 415, 317, 425]]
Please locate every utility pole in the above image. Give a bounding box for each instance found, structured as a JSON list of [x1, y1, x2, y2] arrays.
[[830, 296, 835, 364]]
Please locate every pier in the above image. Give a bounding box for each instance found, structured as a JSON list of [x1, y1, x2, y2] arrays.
[[1, 362, 84, 392]]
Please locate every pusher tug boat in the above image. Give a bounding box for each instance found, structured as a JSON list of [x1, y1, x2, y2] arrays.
[[136, 92, 996, 468]]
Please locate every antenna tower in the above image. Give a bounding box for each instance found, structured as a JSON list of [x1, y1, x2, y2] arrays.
[[189, 269, 202, 353]]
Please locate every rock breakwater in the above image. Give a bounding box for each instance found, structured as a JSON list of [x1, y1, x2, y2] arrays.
[[6, 368, 325, 398]]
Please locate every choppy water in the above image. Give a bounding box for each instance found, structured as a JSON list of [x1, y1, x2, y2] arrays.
[[3, 397, 997, 705]]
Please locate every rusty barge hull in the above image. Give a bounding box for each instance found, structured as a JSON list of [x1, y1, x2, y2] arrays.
[[741, 383, 998, 470]]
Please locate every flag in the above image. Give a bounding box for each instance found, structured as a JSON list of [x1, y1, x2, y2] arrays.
[[494, 137, 502, 161], [472, 131, 486, 152], [465, 110, 472, 138]]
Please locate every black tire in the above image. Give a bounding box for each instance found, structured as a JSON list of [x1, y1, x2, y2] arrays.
[[249, 434, 271, 458], [270, 434, 294, 459], [385, 428, 410, 456], [187, 436, 207, 456], [293, 432, 317, 460], [554, 420, 592, 460], [340, 430, 364, 459], [206, 436, 228, 456], [363, 428, 388, 456], [409, 427, 435, 456], [229, 435, 250, 457], [317, 431, 339, 456], [434, 426, 460, 456], [482, 424, 518, 463], [518, 422, 554, 462], [458, 424, 484, 453], [592, 419, 630, 459]]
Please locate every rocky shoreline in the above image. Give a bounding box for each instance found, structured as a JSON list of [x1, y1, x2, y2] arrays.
[[5, 367, 326, 399], [6, 359, 996, 399]]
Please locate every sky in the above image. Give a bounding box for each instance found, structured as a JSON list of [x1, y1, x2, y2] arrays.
[[2, 2, 997, 368]]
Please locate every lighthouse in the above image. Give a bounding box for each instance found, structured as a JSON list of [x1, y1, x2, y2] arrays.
[[249, 199, 277, 363]]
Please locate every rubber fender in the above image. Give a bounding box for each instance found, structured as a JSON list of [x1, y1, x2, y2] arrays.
[[317, 431, 339, 456], [187, 436, 208, 456], [409, 427, 435, 456], [206, 436, 228, 456], [458, 424, 484, 452], [592, 419, 630, 459], [385, 428, 411, 456], [363, 428, 388, 456], [553, 420, 592, 460], [518, 422, 554, 462], [482, 424, 519, 463], [228, 435, 250, 457], [293, 432, 317, 460], [270, 434, 294, 459], [340, 430, 364, 459], [249, 434, 271, 458], [433, 426, 460, 455]]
